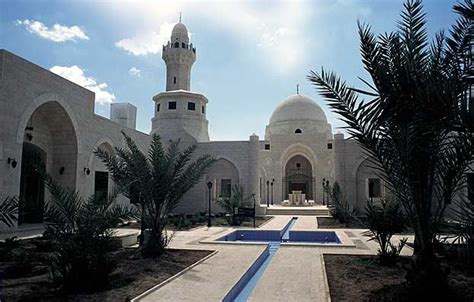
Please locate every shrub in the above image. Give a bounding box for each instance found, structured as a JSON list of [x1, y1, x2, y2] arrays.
[[216, 185, 252, 226], [43, 176, 136, 293], [445, 197, 474, 266], [330, 182, 359, 226], [364, 199, 407, 265]]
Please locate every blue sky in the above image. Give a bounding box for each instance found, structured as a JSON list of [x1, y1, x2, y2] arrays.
[[1, 0, 458, 140]]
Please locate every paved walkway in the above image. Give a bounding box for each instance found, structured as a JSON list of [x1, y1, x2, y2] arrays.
[[135, 218, 414, 301]]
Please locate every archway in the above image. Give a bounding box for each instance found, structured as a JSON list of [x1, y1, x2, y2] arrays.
[[355, 158, 383, 209], [90, 141, 114, 198], [19, 101, 78, 224], [284, 155, 313, 200], [206, 158, 239, 199]]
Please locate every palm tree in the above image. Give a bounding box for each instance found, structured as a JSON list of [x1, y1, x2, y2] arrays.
[[95, 131, 215, 256], [43, 176, 136, 292], [308, 0, 473, 295], [0, 196, 18, 228]]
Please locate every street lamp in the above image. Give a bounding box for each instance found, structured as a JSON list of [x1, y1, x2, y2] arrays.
[[207, 181, 213, 228], [266, 180, 270, 207], [322, 178, 326, 205], [271, 179, 275, 205]]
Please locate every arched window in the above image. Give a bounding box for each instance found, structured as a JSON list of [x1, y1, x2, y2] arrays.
[[174, 42, 179, 48], [295, 128, 302, 134], [182, 43, 186, 48]]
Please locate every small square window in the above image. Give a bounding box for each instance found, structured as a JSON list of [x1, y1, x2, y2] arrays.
[[157, 103, 160, 112], [327, 143, 333, 150], [188, 102, 195, 111], [264, 144, 270, 150], [202, 106, 205, 114], [296, 163, 301, 168], [168, 101, 177, 110]]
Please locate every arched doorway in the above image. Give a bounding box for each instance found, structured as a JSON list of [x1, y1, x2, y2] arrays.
[[91, 142, 114, 198], [19, 143, 46, 224], [19, 101, 78, 224], [283, 155, 313, 200], [206, 158, 239, 199]]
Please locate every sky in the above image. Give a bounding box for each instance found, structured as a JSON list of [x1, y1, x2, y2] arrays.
[[0, 0, 459, 140]]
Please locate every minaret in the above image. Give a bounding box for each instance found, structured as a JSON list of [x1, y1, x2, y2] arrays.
[[151, 20, 210, 143], [162, 20, 196, 91]]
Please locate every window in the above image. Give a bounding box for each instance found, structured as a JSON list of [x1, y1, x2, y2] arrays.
[[468, 173, 474, 203], [168, 101, 177, 110], [174, 42, 179, 48], [327, 143, 333, 150], [202, 106, 205, 114], [182, 43, 186, 48], [368, 178, 382, 198], [188, 102, 196, 111], [94, 171, 109, 198], [157, 103, 160, 112], [296, 163, 301, 169], [173, 77, 177, 84], [264, 144, 270, 150], [295, 128, 302, 134], [221, 179, 232, 197]]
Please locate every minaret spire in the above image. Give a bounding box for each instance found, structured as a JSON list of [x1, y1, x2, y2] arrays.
[[179, 12, 182, 23], [296, 84, 300, 95]]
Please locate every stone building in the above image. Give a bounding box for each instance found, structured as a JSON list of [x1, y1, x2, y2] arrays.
[[2, 21, 470, 229]]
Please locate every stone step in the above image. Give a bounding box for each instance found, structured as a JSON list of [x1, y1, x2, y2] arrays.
[[266, 208, 330, 216]]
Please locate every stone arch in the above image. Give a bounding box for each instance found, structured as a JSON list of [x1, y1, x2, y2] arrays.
[[279, 143, 318, 176], [284, 155, 313, 200], [18, 99, 78, 223], [206, 158, 240, 199], [355, 158, 384, 209], [88, 138, 115, 168], [16, 93, 81, 151], [89, 140, 115, 197]]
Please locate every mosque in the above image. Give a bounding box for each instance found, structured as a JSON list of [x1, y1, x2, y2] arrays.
[[0, 21, 385, 227]]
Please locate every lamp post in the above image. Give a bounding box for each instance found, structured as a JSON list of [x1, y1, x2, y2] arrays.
[[271, 179, 274, 205], [321, 178, 326, 205], [266, 180, 270, 207], [207, 181, 213, 228], [325, 180, 330, 206]]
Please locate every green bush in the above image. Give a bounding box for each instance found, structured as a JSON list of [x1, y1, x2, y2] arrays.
[[364, 199, 407, 265]]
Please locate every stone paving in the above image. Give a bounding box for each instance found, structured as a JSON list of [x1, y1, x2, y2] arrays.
[[134, 216, 414, 301]]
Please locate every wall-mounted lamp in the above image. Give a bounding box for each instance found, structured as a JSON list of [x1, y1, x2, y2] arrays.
[[59, 167, 65, 175], [7, 158, 17, 169], [84, 167, 91, 175], [25, 125, 34, 141]]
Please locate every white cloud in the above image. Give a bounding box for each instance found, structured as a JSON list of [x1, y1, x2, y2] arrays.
[[115, 22, 175, 56], [16, 19, 89, 42], [128, 67, 142, 77], [49, 65, 115, 105]]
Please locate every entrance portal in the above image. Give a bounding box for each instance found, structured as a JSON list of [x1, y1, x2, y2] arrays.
[[19, 143, 46, 224], [283, 155, 314, 200], [18, 101, 78, 224]]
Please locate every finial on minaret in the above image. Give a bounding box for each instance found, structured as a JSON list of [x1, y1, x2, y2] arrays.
[[296, 84, 300, 95], [179, 12, 182, 23]]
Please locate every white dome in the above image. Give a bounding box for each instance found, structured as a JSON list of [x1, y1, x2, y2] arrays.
[[171, 22, 189, 43], [269, 94, 327, 124]]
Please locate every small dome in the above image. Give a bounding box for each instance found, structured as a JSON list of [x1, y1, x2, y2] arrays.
[[171, 22, 189, 43], [269, 94, 327, 124]]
